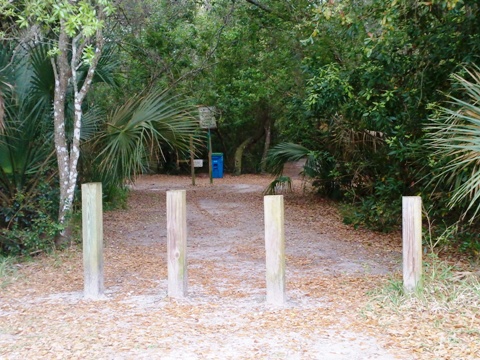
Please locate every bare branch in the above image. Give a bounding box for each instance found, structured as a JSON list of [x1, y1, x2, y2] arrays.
[[0, 92, 4, 133], [245, 0, 272, 13], [244, 0, 291, 21]]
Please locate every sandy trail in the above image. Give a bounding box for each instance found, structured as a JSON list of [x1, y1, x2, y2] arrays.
[[0, 174, 407, 359]]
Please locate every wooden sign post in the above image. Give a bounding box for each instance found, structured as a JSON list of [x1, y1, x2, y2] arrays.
[[190, 136, 195, 186], [208, 130, 213, 184], [198, 106, 217, 185], [82, 183, 104, 299], [264, 195, 286, 305], [167, 190, 188, 298], [402, 196, 423, 292]]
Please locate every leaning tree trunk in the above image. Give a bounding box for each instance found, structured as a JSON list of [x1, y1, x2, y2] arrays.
[[234, 137, 254, 176], [233, 126, 266, 176]]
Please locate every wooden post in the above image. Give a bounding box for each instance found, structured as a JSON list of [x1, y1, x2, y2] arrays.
[[264, 195, 286, 305], [208, 129, 213, 184], [167, 190, 187, 298], [190, 136, 195, 186], [402, 196, 423, 292], [82, 183, 104, 299]]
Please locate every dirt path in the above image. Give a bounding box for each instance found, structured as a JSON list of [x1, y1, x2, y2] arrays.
[[1, 174, 409, 359]]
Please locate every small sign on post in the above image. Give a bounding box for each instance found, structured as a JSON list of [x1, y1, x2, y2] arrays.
[[193, 159, 204, 167], [198, 106, 217, 129], [402, 196, 423, 292], [82, 183, 104, 299], [264, 195, 286, 305], [198, 106, 217, 184]]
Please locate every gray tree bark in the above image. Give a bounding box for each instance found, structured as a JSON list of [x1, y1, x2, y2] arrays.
[[52, 15, 104, 226], [233, 126, 266, 176], [260, 119, 272, 173]]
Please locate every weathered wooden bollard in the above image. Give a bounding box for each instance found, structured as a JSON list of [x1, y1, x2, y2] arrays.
[[167, 190, 188, 298], [264, 195, 286, 305], [82, 183, 104, 299], [402, 196, 423, 292]]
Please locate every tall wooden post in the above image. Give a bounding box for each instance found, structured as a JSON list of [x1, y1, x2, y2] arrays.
[[264, 195, 286, 305], [208, 129, 213, 184], [167, 190, 187, 298], [190, 136, 195, 186], [402, 196, 423, 292], [82, 183, 104, 299]]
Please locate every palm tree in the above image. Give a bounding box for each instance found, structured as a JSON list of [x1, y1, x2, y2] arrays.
[[0, 44, 61, 255], [264, 142, 338, 195], [427, 66, 480, 222], [0, 40, 200, 253], [88, 89, 201, 189]]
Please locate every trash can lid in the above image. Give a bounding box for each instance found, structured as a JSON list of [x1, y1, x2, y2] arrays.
[[212, 152, 223, 156]]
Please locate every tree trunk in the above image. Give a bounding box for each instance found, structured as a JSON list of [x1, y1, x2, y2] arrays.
[[53, 18, 104, 227], [234, 137, 254, 176], [52, 21, 72, 225], [260, 119, 272, 173], [233, 126, 265, 176]]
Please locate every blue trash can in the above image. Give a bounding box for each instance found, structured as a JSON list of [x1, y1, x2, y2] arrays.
[[212, 153, 224, 178]]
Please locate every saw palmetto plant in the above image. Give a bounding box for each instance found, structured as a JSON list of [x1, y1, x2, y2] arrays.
[[427, 66, 480, 222], [92, 90, 200, 186]]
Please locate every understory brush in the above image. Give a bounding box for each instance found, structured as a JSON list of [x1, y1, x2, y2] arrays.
[[103, 184, 130, 211], [0, 256, 18, 288], [371, 254, 480, 310], [0, 188, 62, 256], [364, 254, 480, 358]]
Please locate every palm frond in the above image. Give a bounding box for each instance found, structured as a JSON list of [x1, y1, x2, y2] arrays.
[[0, 45, 16, 136], [263, 175, 293, 195], [427, 65, 480, 221], [28, 44, 55, 113], [265, 142, 311, 177], [78, 43, 120, 87], [94, 89, 200, 184], [81, 106, 104, 141]]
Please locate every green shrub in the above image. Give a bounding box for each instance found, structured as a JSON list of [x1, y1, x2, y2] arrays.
[[0, 213, 62, 256], [0, 182, 61, 256]]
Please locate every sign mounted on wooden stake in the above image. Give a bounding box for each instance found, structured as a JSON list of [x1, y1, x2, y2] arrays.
[[198, 106, 217, 129]]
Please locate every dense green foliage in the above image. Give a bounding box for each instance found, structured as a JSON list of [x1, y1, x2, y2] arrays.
[[0, 1, 200, 255], [266, 0, 480, 251], [1, 0, 480, 255], [427, 67, 480, 223], [0, 44, 60, 255], [295, 0, 480, 237]]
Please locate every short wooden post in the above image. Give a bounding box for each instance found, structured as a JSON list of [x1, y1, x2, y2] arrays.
[[167, 190, 188, 298], [402, 196, 423, 292], [264, 195, 286, 305], [82, 183, 104, 299]]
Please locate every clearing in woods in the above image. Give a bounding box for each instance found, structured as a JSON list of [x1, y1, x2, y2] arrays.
[[1, 174, 410, 359]]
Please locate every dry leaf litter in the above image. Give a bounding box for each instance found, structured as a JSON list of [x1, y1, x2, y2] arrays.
[[1, 174, 478, 359]]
